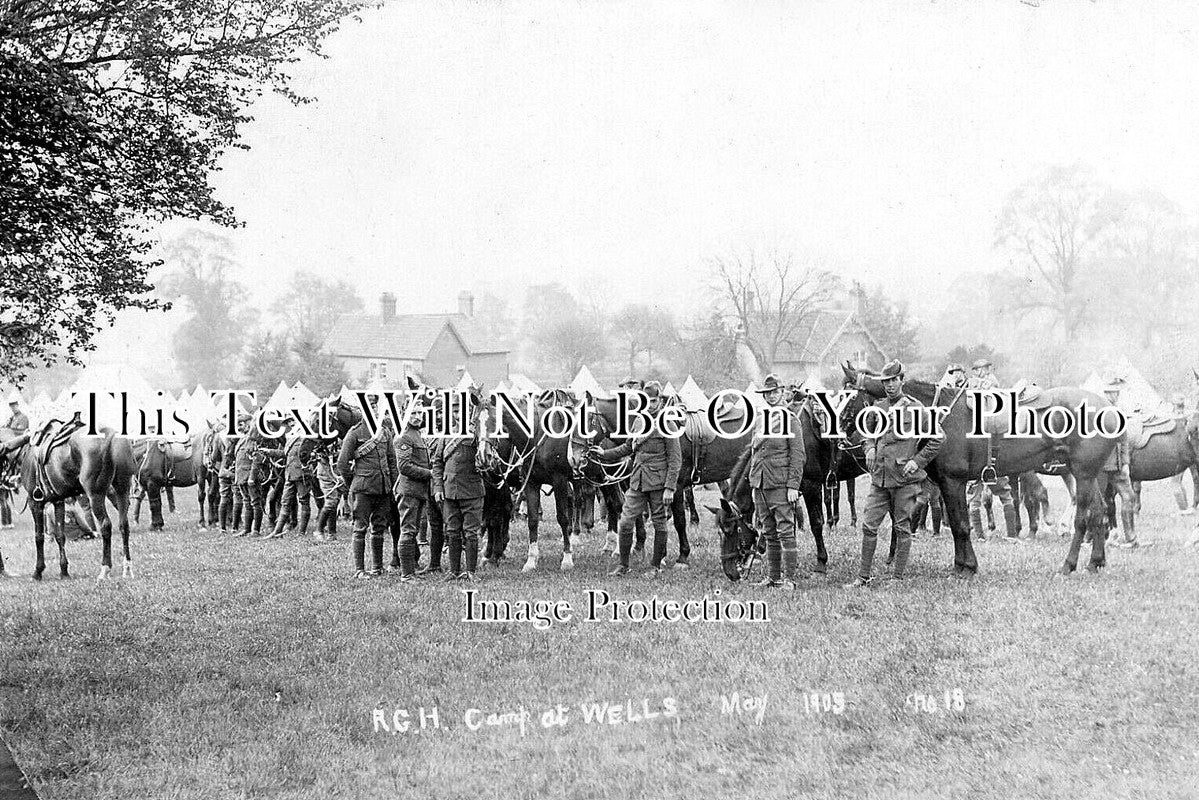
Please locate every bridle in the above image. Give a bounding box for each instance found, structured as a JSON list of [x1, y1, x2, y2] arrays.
[[570, 406, 634, 487]]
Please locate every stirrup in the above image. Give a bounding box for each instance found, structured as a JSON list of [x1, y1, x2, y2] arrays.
[[979, 464, 998, 487]]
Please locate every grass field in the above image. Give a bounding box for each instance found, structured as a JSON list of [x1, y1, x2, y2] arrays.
[[2, 478, 1198, 800]]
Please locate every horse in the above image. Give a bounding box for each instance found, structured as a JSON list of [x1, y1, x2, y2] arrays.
[[0, 417, 134, 580], [841, 363, 1118, 576], [479, 389, 586, 572], [130, 428, 211, 529]]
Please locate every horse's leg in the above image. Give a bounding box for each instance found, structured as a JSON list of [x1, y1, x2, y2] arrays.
[[147, 483, 164, 530], [805, 490, 827, 574], [846, 479, 857, 527], [522, 485, 541, 572], [197, 470, 207, 529], [164, 485, 175, 514], [1081, 475, 1107, 573], [553, 476, 574, 571], [599, 485, 620, 555], [32, 500, 47, 580], [686, 485, 700, 526], [1060, 474, 1095, 574], [50, 501, 69, 578], [936, 475, 976, 577], [671, 486, 690, 567]]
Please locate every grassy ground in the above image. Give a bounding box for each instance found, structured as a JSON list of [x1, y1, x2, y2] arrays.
[[1, 478, 1198, 800]]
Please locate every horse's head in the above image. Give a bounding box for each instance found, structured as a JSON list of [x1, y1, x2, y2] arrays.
[[705, 497, 756, 582]]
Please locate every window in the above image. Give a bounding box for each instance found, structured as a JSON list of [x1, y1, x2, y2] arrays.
[[369, 361, 388, 381]]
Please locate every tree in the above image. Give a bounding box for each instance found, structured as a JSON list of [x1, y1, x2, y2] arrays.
[[0, 0, 374, 381], [271, 270, 363, 351], [240, 331, 294, 403], [671, 312, 743, 391], [533, 317, 607, 384], [156, 230, 255, 389], [993, 163, 1113, 340], [858, 285, 920, 363], [711, 247, 840, 375], [609, 304, 677, 375]]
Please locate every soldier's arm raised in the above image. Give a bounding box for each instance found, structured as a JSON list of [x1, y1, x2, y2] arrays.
[[597, 441, 632, 462]]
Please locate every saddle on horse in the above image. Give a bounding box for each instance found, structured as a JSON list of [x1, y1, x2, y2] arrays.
[[681, 402, 747, 484], [30, 415, 86, 502], [155, 436, 195, 483], [1124, 412, 1177, 451]]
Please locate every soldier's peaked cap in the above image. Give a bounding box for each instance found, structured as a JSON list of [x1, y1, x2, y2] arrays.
[[880, 360, 905, 380], [971, 358, 993, 369], [641, 381, 663, 399]]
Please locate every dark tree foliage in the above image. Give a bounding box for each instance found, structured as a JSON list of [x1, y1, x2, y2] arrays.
[[0, 0, 374, 381]]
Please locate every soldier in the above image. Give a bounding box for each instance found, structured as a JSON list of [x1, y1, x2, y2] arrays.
[[217, 416, 245, 534], [0, 391, 27, 529], [965, 358, 1019, 543], [313, 439, 343, 541], [614, 376, 648, 556], [417, 436, 447, 574], [394, 399, 432, 582], [431, 393, 486, 581], [748, 374, 805, 589], [1101, 380, 1149, 549], [267, 429, 316, 539], [338, 396, 398, 578], [4, 393, 28, 436], [846, 360, 943, 587], [232, 426, 258, 537], [589, 381, 682, 576]]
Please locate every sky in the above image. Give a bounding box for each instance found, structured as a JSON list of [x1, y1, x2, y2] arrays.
[[105, 0, 1199, 367]]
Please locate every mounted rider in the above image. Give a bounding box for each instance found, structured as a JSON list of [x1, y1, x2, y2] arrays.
[[847, 359, 943, 587], [590, 380, 681, 576]]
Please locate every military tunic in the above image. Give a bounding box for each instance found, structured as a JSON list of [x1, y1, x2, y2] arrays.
[[395, 425, 432, 576], [431, 434, 485, 575], [747, 406, 805, 583], [858, 394, 943, 580], [598, 429, 682, 569], [338, 419, 398, 574]]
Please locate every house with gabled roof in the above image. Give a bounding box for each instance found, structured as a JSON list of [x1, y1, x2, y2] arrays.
[[323, 292, 510, 389], [771, 290, 886, 385]]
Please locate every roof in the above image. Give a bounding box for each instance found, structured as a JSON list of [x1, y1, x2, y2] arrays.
[[772, 310, 884, 364], [324, 312, 510, 360]]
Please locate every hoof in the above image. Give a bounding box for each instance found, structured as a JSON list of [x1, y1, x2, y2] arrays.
[[123, 563, 134, 579], [97, 565, 111, 581], [812, 563, 828, 575], [560, 553, 574, 571], [522, 557, 537, 573], [674, 561, 690, 571], [59, 570, 70, 580], [1057, 564, 1075, 576]]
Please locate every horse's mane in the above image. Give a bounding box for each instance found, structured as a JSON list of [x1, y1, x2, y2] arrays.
[[728, 445, 752, 491]]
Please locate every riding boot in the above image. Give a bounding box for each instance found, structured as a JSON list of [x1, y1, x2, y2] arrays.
[[781, 537, 799, 582], [931, 501, 942, 537], [766, 538, 782, 582], [327, 517, 338, 541], [389, 530, 401, 569], [1002, 502, 1020, 540], [892, 534, 911, 579], [465, 538, 479, 574], [399, 534, 418, 577], [297, 507, 310, 538], [618, 528, 633, 568], [858, 535, 878, 581], [448, 536, 463, 576], [352, 538, 366, 574], [370, 534, 385, 574]]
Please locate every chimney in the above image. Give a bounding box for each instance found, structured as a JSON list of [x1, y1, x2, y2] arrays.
[[457, 290, 475, 318], [380, 292, 396, 320]]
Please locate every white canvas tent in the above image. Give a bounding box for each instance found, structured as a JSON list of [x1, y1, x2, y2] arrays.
[[264, 381, 294, 412], [455, 370, 476, 391], [508, 374, 542, 396], [290, 381, 321, 410], [569, 365, 606, 399], [661, 380, 678, 398], [677, 375, 709, 412]]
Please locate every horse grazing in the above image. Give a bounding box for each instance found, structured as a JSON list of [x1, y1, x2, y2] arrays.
[[706, 395, 863, 580], [842, 363, 1117, 576], [131, 426, 216, 529], [0, 417, 134, 580]]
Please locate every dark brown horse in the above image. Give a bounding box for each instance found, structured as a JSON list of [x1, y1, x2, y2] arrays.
[[842, 363, 1117, 576], [131, 428, 212, 529], [0, 418, 134, 580]]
